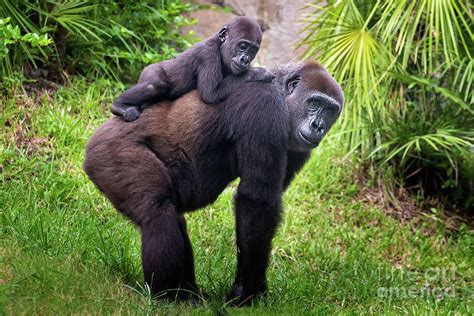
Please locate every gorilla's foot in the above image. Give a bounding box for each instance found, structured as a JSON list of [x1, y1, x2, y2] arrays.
[[225, 283, 267, 307]]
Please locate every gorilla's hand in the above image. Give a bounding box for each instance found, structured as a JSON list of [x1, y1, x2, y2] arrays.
[[245, 67, 275, 83], [123, 107, 140, 122]]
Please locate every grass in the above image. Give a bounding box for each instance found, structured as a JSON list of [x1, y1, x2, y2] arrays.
[[1, 79, 473, 314]]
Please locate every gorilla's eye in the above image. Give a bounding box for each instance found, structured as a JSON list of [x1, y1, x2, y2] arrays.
[[287, 77, 300, 94], [238, 42, 248, 50], [326, 106, 337, 117]]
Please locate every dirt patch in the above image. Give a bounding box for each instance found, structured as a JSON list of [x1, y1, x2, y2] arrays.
[[356, 169, 474, 232], [14, 133, 50, 157], [10, 117, 52, 157], [0, 244, 13, 285], [3, 92, 53, 157], [23, 78, 60, 98], [358, 177, 418, 221]]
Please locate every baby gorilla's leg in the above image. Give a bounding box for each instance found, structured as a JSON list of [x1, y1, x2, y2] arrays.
[[111, 69, 169, 122]]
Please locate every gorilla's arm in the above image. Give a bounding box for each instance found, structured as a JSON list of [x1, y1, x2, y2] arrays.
[[198, 66, 275, 104], [231, 145, 286, 304], [195, 49, 224, 104], [224, 86, 290, 304], [283, 151, 311, 189]]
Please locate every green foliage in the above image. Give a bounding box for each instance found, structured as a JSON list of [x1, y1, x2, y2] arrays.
[[68, 0, 196, 82], [0, 17, 53, 84], [300, 0, 474, 209], [369, 99, 474, 209], [0, 0, 196, 82]]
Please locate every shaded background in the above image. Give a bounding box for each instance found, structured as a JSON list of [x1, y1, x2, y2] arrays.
[[185, 0, 311, 66]]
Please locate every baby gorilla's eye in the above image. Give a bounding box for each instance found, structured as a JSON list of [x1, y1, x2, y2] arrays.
[[287, 77, 300, 94], [238, 42, 248, 50]]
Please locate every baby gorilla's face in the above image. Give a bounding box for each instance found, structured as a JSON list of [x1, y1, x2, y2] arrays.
[[228, 39, 260, 75], [219, 17, 263, 75]]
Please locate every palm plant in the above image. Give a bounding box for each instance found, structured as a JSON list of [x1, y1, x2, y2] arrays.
[[300, 0, 474, 209], [0, 0, 102, 78]]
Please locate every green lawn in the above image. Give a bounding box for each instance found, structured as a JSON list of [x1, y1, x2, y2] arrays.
[[1, 80, 473, 315]]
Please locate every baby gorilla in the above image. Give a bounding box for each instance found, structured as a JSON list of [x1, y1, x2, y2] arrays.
[[111, 16, 273, 121]]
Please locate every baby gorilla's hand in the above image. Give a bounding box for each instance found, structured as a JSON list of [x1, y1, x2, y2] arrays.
[[123, 107, 141, 122], [245, 67, 275, 83]]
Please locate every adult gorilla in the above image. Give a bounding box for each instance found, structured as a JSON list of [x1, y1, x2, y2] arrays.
[[84, 61, 343, 305]]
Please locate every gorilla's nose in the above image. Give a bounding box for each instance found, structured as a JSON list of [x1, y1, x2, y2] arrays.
[[240, 55, 250, 66], [310, 118, 326, 136]]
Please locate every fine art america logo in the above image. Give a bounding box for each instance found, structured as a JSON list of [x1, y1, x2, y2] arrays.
[[377, 266, 458, 300]]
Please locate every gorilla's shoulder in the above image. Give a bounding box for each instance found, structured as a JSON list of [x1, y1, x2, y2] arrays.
[[223, 81, 286, 113], [222, 82, 290, 144]]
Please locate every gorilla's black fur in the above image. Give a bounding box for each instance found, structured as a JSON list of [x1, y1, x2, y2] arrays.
[[111, 16, 273, 122], [84, 61, 343, 305]]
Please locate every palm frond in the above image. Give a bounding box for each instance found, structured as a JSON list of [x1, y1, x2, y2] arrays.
[[376, 0, 472, 72], [300, 0, 395, 149], [25, 0, 105, 41], [452, 57, 474, 104], [391, 71, 474, 114]]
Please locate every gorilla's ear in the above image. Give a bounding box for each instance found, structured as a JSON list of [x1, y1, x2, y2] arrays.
[[218, 26, 228, 42]]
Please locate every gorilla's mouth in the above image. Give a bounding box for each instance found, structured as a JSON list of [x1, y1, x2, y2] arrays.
[[231, 60, 247, 74], [298, 131, 319, 147]]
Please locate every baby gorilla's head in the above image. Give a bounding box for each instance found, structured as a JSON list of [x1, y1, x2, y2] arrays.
[[217, 17, 262, 75]]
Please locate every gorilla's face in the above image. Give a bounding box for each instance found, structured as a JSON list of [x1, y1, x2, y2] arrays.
[[276, 62, 344, 152], [218, 17, 262, 76]]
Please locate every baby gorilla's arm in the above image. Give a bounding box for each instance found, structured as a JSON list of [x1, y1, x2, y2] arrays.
[[245, 67, 275, 83], [197, 66, 275, 105]]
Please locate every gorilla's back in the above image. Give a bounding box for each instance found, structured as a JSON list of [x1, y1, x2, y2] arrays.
[[84, 90, 237, 213]]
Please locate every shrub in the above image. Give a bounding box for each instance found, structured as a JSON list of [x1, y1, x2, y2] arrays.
[[0, 17, 53, 86], [300, 0, 474, 211], [0, 0, 196, 82]]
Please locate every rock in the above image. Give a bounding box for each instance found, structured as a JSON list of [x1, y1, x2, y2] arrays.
[[185, 0, 311, 67]]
